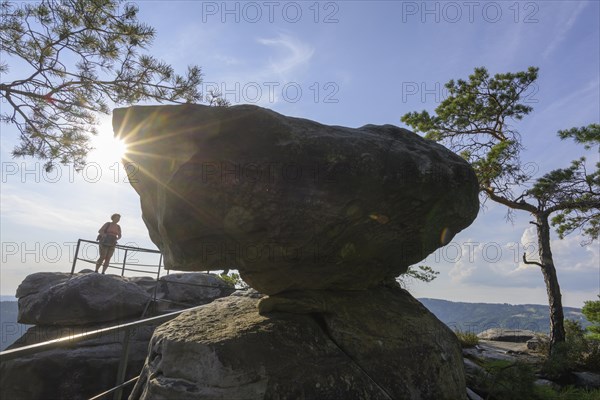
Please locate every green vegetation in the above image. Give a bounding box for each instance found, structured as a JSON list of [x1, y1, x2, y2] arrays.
[[477, 359, 538, 400], [534, 386, 600, 400], [219, 271, 248, 289], [582, 297, 600, 340], [397, 265, 439, 288], [471, 358, 600, 400], [454, 329, 479, 348], [0, 0, 207, 169], [402, 67, 600, 350], [542, 320, 600, 379]]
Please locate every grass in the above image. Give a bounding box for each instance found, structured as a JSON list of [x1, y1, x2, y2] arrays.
[[535, 386, 600, 400], [455, 329, 479, 348]]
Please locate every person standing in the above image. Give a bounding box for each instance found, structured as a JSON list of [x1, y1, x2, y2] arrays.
[[95, 213, 122, 274]]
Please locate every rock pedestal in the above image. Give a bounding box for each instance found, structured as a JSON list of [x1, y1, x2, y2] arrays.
[[130, 286, 466, 400]]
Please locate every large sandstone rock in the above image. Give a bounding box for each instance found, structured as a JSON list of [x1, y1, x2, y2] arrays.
[[15, 271, 73, 298], [129, 285, 467, 400], [5, 271, 235, 400], [16, 272, 235, 325], [156, 272, 236, 306], [114, 104, 479, 294], [0, 322, 157, 400], [17, 272, 151, 325]]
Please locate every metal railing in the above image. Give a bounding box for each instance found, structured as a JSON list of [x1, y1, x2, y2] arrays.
[[0, 305, 206, 399], [1, 238, 234, 400], [70, 239, 163, 279]]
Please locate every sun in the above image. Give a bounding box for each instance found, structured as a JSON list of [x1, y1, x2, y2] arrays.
[[112, 137, 128, 160], [88, 118, 129, 165]]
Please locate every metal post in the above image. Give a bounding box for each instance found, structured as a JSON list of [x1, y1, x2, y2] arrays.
[[151, 254, 163, 310], [156, 254, 163, 281], [113, 328, 132, 400], [121, 249, 128, 276], [71, 240, 82, 275]]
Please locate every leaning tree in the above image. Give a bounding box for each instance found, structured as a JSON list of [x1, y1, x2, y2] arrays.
[[402, 67, 599, 350], [0, 0, 206, 170]]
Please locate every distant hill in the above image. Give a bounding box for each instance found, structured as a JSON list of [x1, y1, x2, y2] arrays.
[[419, 298, 590, 334], [0, 301, 31, 351], [0, 298, 592, 351]]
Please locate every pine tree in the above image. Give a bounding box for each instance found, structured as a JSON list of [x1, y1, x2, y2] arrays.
[[402, 67, 599, 350], [1, 0, 204, 170]]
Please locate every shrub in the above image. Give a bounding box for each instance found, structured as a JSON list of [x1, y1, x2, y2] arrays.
[[219, 272, 248, 289], [454, 329, 479, 348], [476, 360, 537, 400], [582, 298, 600, 340], [542, 320, 600, 378], [534, 385, 600, 400]]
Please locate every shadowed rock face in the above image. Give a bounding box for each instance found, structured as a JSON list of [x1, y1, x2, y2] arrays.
[[113, 104, 479, 295], [3, 272, 234, 400]]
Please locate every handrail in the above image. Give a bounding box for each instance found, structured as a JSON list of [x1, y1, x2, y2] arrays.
[[88, 376, 140, 400], [4, 239, 231, 400], [77, 239, 162, 253], [70, 238, 163, 279], [0, 304, 205, 363]]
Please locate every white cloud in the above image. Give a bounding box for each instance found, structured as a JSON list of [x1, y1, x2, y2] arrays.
[[542, 1, 589, 59], [0, 183, 150, 240], [257, 33, 315, 76], [440, 223, 598, 292], [537, 79, 600, 120], [0, 190, 92, 232], [212, 54, 242, 66]]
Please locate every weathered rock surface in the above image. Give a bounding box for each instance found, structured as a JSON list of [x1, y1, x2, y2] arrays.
[[0, 323, 156, 400], [16, 271, 235, 325], [15, 271, 73, 299], [5, 271, 235, 400], [526, 335, 549, 351], [573, 371, 600, 389], [17, 272, 151, 325], [466, 387, 484, 400], [130, 285, 466, 400], [462, 339, 600, 397], [156, 272, 236, 307], [114, 104, 479, 294], [477, 328, 537, 343]]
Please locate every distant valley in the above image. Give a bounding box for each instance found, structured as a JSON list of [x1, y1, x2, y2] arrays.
[[418, 298, 590, 334], [1, 298, 591, 351]]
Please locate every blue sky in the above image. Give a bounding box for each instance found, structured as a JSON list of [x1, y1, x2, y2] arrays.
[[1, 0, 598, 308]]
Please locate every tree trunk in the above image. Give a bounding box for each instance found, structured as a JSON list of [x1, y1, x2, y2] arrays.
[[536, 213, 566, 349]]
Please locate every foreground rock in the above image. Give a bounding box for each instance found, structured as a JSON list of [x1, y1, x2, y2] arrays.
[[17, 272, 151, 325], [130, 286, 466, 400], [16, 271, 236, 325], [573, 372, 600, 389], [0, 323, 156, 400], [462, 339, 600, 397], [4, 271, 235, 400], [114, 104, 479, 294]]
